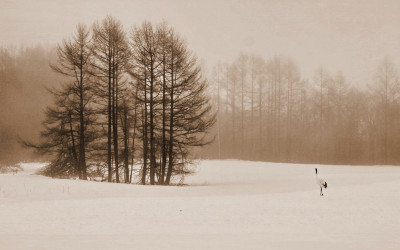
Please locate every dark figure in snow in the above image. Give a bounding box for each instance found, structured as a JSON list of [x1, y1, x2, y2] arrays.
[[315, 168, 327, 196]]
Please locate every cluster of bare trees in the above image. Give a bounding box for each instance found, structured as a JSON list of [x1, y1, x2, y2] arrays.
[[206, 54, 400, 165], [25, 16, 215, 184]]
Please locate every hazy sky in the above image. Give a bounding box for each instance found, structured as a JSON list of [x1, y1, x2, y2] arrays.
[[1, 0, 400, 85]]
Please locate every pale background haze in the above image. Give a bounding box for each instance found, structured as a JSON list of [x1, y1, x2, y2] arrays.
[[1, 0, 400, 85]]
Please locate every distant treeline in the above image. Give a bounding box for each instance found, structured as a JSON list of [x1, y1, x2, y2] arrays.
[[202, 54, 400, 165], [0, 45, 58, 164]]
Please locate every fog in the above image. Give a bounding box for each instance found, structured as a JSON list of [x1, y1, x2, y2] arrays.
[[1, 0, 400, 165], [1, 0, 400, 84]]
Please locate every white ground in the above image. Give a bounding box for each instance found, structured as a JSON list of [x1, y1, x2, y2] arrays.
[[1, 160, 400, 250]]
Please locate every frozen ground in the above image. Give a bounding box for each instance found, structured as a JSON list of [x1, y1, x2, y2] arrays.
[[0, 160, 400, 250]]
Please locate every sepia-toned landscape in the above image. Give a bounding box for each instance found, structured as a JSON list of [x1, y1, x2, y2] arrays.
[[1, 1, 400, 249]]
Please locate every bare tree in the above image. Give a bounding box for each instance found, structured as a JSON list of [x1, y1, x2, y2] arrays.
[[22, 87, 80, 177], [164, 28, 215, 184], [129, 21, 161, 185], [49, 24, 94, 179], [92, 16, 129, 182], [369, 58, 400, 164]]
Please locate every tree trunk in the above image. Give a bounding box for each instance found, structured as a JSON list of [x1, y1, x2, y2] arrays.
[[123, 103, 129, 183], [107, 47, 112, 182], [286, 63, 292, 162], [166, 49, 174, 185], [161, 54, 167, 185], [68, 111, 79, 176], [277, 60, 281, 161], [78, 61, 87, 180], [149, 59, 156, 185], [130, 87, 139, 183], [113, 57, 120, 183], [319, 69, 323, 164], [141, 71, 148, 185]]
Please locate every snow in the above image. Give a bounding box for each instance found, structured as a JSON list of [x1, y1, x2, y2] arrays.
[[1, 160, 400, 250]]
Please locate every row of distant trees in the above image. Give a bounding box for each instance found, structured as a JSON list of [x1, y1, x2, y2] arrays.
[[23, 16, 215, 184], [0, 46, 57, 165], [203, 54, 400, 165]]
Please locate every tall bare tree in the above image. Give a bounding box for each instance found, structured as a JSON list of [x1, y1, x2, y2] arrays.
[[370, 58, 400, 164], [129, 21, 161, 185], [92, 16, 129, 182], [49, 24, 94, 179]]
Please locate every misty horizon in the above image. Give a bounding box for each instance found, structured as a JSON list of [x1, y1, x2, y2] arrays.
[[1, 0, 400, 86]]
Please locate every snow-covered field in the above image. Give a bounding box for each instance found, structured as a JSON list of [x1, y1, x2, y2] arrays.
[[1, 160, 400, 250]]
